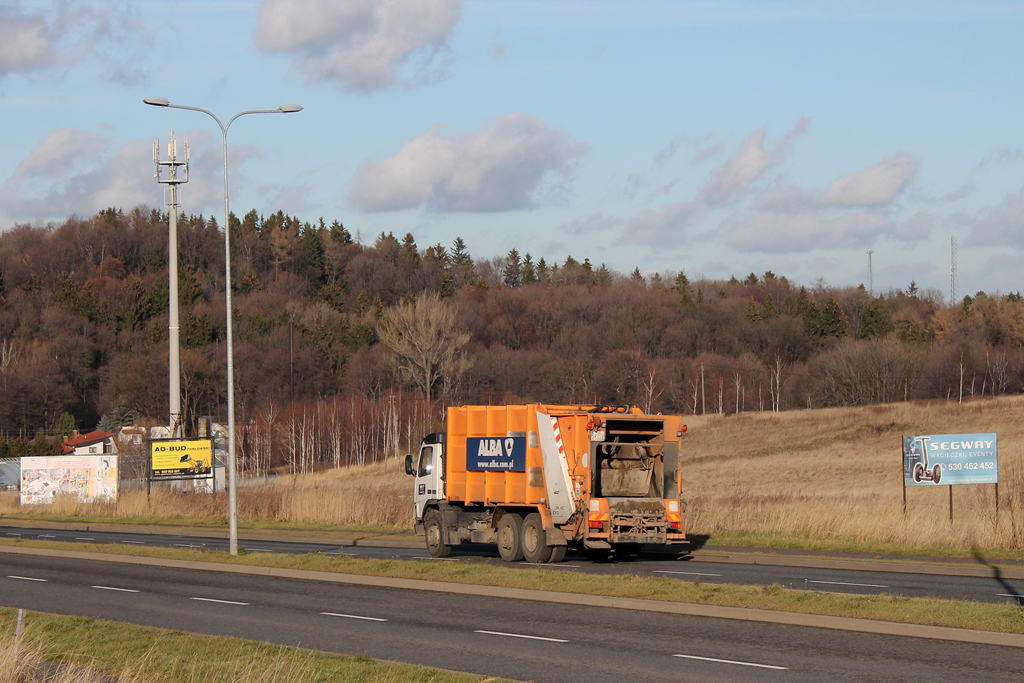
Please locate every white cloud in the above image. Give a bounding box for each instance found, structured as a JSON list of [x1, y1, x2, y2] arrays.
[[961, 184, 1024, 248], [0, 3, 149, 83], [701, 117, 809, 205], [727, 211, 894, 253], [0, 6, 55, 75], [0, 128, 230, 224], [561, 212, 622, 235], [254, 0, 461, 91], [620, 200, 703, 244], [349, 112, 587, 212], [816, 152, 918, 207]]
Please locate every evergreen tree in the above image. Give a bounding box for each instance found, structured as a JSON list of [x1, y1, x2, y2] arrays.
[[820, 295, 849, 338], [595, 264, 613, 287], [535, 257, 549, 284], [54, 413, 76, 440], [451, 237, 475, 287], [522, 253, 537, 285], [502, 248, 523, 288], [97, 396, 141, 432], [329, 220, 353, 245], [116, 275, 153, 332], [858, 297, 895, 339], [149, 274, 170, 315], [630, 268, 645, 285], [762, 293, 779, 320], [744, 296, 761, 324], [301, 222, 326, 285]]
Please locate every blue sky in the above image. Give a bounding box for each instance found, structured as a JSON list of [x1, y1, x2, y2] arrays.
[[2, 1, 1023, 299]]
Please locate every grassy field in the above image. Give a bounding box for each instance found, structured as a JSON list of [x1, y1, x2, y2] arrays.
[[0, 608, 515, 683], [2, 395, 1023, 555]]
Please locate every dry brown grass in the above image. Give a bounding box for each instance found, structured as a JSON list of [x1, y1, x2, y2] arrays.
[[681, 395, 1024, 553], [4, 397, 1024, 553], [0, 462, 412, 530]]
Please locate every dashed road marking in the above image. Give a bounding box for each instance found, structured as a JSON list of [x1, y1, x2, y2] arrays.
[[7, 575, 47, 582], [75, 537, 95, 541], [121, 540, 145, 545], [190, 597, 249, 605], [320, 612, 388, 622], [474, 630, 568, 643], [654, 570, 723, 577], [92, 585, 140, 593], [674, 654, 788, 670]]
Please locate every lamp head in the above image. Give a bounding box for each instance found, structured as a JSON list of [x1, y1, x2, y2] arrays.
[[144, 97, 170, 107], [277, 104, 303, 113]]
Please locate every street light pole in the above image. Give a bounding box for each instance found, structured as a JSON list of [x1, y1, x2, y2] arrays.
[[144, 97, 303, 555]]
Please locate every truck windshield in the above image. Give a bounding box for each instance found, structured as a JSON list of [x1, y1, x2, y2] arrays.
[[417, 446, 434, 477]]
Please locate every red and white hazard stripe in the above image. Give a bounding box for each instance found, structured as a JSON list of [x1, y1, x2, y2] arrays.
[[551, 416, 565, 456]]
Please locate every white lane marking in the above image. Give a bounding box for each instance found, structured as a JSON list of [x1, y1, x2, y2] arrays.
[[674, 654, 788, 670], [998, 593, 1024, 598], [7, 575, 47, 582], [474, 630, 569, 643], [37, 534, 55, 538], [5, 533, 21, 536], [654, 570, 723, 577], [75, 537, 95, 541], [324, 551, 356, 556], [121, 541, 145, 545], [807, 580, 889, 588], [174, 544, 202, 548], [190, 597, 249, 605], [519, 563, 581, 568], [320, 612, 389, 622], [92, 585, 140, 593], [246, 548, 273, 553]]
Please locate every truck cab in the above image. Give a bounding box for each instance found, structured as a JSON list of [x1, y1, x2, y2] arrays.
[[406, 432, 446, 526]]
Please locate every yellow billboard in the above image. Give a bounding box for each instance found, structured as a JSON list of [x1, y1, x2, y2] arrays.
[[150, 439, 213, 477]]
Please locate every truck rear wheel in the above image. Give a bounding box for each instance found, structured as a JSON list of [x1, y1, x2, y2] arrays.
[[521, 513, 553, 563], [497, 512, 524, 562], [548, 545, 567, 563], [424, 510, 452, 558]]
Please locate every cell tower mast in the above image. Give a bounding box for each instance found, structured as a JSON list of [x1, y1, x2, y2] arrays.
[[950, 235, 959, 306], [866, 249, 874, 296], [154, 131, 189, 437]]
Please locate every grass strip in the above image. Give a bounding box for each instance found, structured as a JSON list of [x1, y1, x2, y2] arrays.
[[0, 608, 516, 683], [4, 537, 1024, 636]]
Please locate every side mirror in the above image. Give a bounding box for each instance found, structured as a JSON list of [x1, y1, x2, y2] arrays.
[[404, 454, 415, 476]]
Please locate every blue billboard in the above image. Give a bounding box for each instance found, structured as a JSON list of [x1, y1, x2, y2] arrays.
[[903, 433, 997, 486], [466, 436, 527, 472]]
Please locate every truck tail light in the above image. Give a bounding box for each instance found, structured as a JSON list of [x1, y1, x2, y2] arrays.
[[589, 520, 603, 529], [669, 521, 681, 530]]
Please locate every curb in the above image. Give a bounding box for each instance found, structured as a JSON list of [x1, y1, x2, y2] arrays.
[[2, 544, 1022, 649]]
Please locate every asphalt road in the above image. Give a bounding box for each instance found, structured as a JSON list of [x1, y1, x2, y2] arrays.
[[2, 552, 1022, 683], [3, 524, 1023, 606]]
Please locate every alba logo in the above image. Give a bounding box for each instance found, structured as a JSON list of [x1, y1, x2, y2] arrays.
[[476, 438, 515, 457]]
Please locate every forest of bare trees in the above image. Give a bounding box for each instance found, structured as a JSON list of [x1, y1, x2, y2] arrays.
[[2, 205, 1023, 472]]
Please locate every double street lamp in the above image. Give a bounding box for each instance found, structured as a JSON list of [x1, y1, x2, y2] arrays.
[[144, 97, 303, 555]]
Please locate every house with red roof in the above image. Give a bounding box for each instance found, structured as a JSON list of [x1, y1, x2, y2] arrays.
[[61, 430, 118, 456]]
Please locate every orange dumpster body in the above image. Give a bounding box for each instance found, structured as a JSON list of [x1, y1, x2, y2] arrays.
[[407, 404, 687, 562]]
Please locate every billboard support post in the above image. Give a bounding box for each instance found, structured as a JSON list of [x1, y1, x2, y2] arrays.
[[949, 485, 953, 523], [995, 482, 999, 516]]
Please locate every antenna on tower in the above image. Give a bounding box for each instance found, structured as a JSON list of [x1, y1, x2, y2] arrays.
[[153, 130, 189, 438], [865, 248, 874, 297], [950, 235, 959, 306]]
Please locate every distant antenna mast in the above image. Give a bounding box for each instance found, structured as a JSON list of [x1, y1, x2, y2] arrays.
[[950, 235, 959, 306], [865, 249, 874, 296], [154, 130, 189, 437]]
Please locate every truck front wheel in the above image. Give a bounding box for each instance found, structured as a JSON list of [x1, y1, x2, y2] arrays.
[[497, 512, 525, 562], [521, 513, 553, 563], [424, 510, 452, 558]]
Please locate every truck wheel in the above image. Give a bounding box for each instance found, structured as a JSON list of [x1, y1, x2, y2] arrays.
[[521, 513, 553, 563], [497, 512, 525, 562], [548, 545, 567, 563], [424, 511, 452, 558], [932, 465, 941, 484]]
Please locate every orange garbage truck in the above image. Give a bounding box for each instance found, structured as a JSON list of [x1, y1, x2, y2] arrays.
[[405, 404, 687, 562]]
